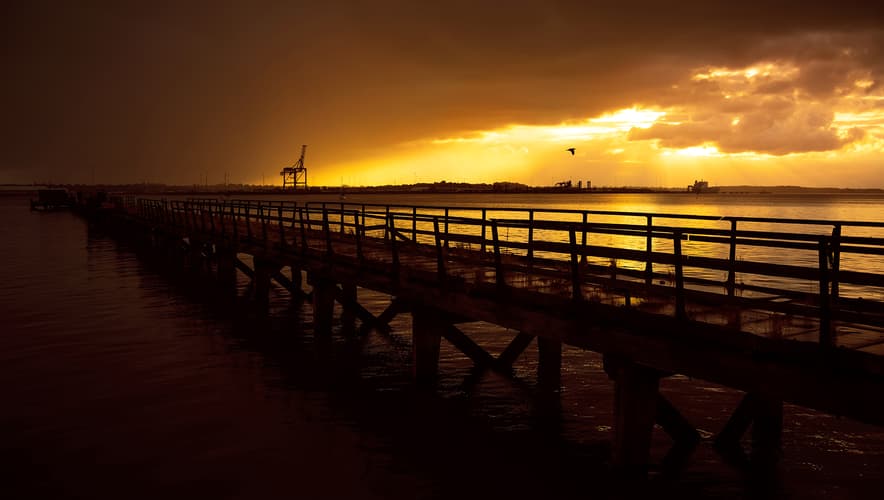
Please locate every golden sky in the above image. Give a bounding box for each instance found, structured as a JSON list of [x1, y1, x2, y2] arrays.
[[2, 1, 883, 187]]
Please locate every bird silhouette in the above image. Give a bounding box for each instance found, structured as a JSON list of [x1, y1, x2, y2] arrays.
[[566, 147, 576, 155]]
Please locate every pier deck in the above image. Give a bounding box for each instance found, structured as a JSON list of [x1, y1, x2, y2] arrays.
[[101, 198, 884, 474]]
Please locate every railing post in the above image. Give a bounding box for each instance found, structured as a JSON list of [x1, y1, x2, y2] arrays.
[[645, 215, 653, 285], [384, 206, 391, 240], [481, 208, 487, 253], [818, 238, 833, 347], [830, 224, 841, 301], [433, 217, 446, 284], [581, 212, 588, 265], [340, 202, 345, 233], [527, 210, 534, 263], [219, 202, 226, 238], [298, 207, 308, 254], [209, 204, 215, 235], [444, 208, 450, 250], [260, 204, 268, 248], [245, 203, 253, 240], [322, 208, 332, 257], [412, 207, 417, 241], [727, 219, 738, 297], [491, 220, 504, 289], [389, 213, 399, 278], [673, 230, 686, 321], [354, 211, 363, 264], [231, 205, 239, 241], [278, 206, 286, 249], [569, 226, 582, 301]]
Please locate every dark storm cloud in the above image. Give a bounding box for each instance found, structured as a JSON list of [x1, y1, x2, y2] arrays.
[[2, 1, 883, 183]]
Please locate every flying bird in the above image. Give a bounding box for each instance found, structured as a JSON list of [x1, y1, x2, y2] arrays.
[[566, 147, 576, 155]]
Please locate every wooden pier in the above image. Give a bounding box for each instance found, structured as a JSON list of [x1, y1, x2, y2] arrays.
[[92, 198, 884, 477]]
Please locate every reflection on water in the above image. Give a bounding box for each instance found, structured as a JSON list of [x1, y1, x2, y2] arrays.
[[2, 193, 884, 499]]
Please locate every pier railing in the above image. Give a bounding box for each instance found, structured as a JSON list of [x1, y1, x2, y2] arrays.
[[135, 198, 884, 349]]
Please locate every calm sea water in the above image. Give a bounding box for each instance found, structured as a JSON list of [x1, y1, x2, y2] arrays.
[[2, 192, 884, 499]]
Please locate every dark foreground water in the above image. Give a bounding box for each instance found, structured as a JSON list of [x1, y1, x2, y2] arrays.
[[2, 193, 884, 499]]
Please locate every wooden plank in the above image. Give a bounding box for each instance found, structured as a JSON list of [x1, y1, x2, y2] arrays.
[[412, 306, 443, 386]]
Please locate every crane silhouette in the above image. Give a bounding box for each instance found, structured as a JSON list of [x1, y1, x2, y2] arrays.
[[566, 147, 576, 155]]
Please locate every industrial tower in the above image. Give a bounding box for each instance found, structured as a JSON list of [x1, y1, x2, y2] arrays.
[[280, 145, 308, 190]]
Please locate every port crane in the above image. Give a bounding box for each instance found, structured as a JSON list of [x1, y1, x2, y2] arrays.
[[280, 145, 308, 190]]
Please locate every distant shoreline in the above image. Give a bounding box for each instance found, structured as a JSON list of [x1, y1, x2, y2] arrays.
[[4, 183, 884, 196]]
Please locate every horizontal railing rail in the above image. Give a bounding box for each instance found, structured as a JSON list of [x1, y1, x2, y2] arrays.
[[134, 198, 884, 349]]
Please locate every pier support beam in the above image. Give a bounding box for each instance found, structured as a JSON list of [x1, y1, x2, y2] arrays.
[[290, 267, 303, 292], [411, 306, 444, 387], [270, 267, 308, 302], [751, 396, 783, 468], [253, 257, 275, 304], [340, 284, 358, 336], [604, 355, 661, 477], [309, 273, 336, 337], [497, 332, 535, 369], [188, 239, 205, 272], [714, 392, 783, 470], [656, 393, 702, 472], [161, 234, 181, 265], [537, 337, 562, 391], [216, 248, 237, 288]]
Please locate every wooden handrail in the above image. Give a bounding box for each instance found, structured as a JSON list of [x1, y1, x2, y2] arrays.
[[137, 198, 884, 341]]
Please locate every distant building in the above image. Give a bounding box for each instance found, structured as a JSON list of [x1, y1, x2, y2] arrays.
[[688, 180, 720, 193]]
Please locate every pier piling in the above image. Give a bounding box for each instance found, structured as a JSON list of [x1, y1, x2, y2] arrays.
[[412, 306, 444, 387]]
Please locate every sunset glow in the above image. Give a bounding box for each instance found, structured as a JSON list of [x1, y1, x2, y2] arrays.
[[319, 56, 884, 187], [4, 3, 884, 189]]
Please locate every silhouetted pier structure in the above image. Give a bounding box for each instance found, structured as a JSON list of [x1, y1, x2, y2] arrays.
[[102, 198, 884, 476]]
